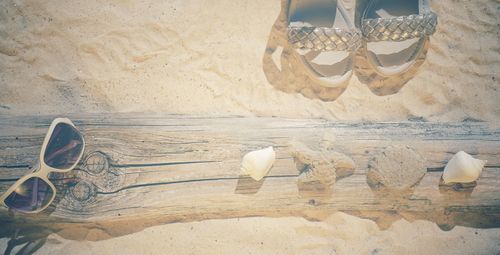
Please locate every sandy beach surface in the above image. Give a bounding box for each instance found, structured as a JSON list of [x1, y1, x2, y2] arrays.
[[0, 0, 499, 254], [1, 213, 498, 255], [0, 0, 498, 123]]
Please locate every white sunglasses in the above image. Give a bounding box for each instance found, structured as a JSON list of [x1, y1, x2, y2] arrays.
[[0, 118, 85, 213]]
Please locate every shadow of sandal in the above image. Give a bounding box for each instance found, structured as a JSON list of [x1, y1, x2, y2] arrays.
[[354, 30, 431, 96], [262, 0, 359, 101], [354, 0, 436, 96]]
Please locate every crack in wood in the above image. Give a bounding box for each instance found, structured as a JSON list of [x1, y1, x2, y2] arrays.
[[97, 174, 299, 195], [0, 164, 31, 169], [111, 160, 219, 168]]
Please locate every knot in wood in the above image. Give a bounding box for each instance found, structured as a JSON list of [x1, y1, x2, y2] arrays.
[[83, 151, 109, 175], [70, 180, 96, 203], [76, 151, 124, 193]]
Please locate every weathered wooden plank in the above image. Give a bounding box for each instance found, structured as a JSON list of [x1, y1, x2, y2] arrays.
[[0, 114, 499, 235], [1, 116, 498, 171]]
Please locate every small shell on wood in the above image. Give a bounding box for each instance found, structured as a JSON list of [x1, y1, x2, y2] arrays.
[[240, 146, 276, 181], [443, 151, 486, 184]]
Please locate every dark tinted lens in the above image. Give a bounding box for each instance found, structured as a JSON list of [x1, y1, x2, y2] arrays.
[[44, 123, 84, 169], [3, 177, 54, 212]]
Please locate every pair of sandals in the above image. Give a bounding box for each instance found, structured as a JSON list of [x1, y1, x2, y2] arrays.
[[264, 0, 438, 101]]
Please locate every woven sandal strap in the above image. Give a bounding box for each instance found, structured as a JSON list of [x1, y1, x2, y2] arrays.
[[362, 12, 438, 42], [288, 26, 362, 52]]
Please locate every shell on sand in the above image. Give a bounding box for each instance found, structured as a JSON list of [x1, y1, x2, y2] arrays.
[[443, 151, 486, 184], [240, 146, 276, 181]]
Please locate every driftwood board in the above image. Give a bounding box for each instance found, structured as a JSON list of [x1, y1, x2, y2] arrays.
[[0, 114, 499, 239]]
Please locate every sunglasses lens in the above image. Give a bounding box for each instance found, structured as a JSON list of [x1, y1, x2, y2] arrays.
[[44, 122, 84, 170], [3, 177, 54, 212]]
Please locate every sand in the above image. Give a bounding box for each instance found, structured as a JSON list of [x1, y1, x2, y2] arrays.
[[1, 0, 499, 254], [6, 213, 495, 255], [0, 0, 499, 123]]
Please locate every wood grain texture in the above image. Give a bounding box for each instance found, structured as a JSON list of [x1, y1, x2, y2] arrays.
[[0, 114, 499, 238]]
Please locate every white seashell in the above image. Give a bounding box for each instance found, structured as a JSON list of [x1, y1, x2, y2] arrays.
[[443, 151, 486, 184], [240, 146, 276, 181]]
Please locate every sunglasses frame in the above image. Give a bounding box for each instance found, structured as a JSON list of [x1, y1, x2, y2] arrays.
[[0, 118, 85, 213]]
